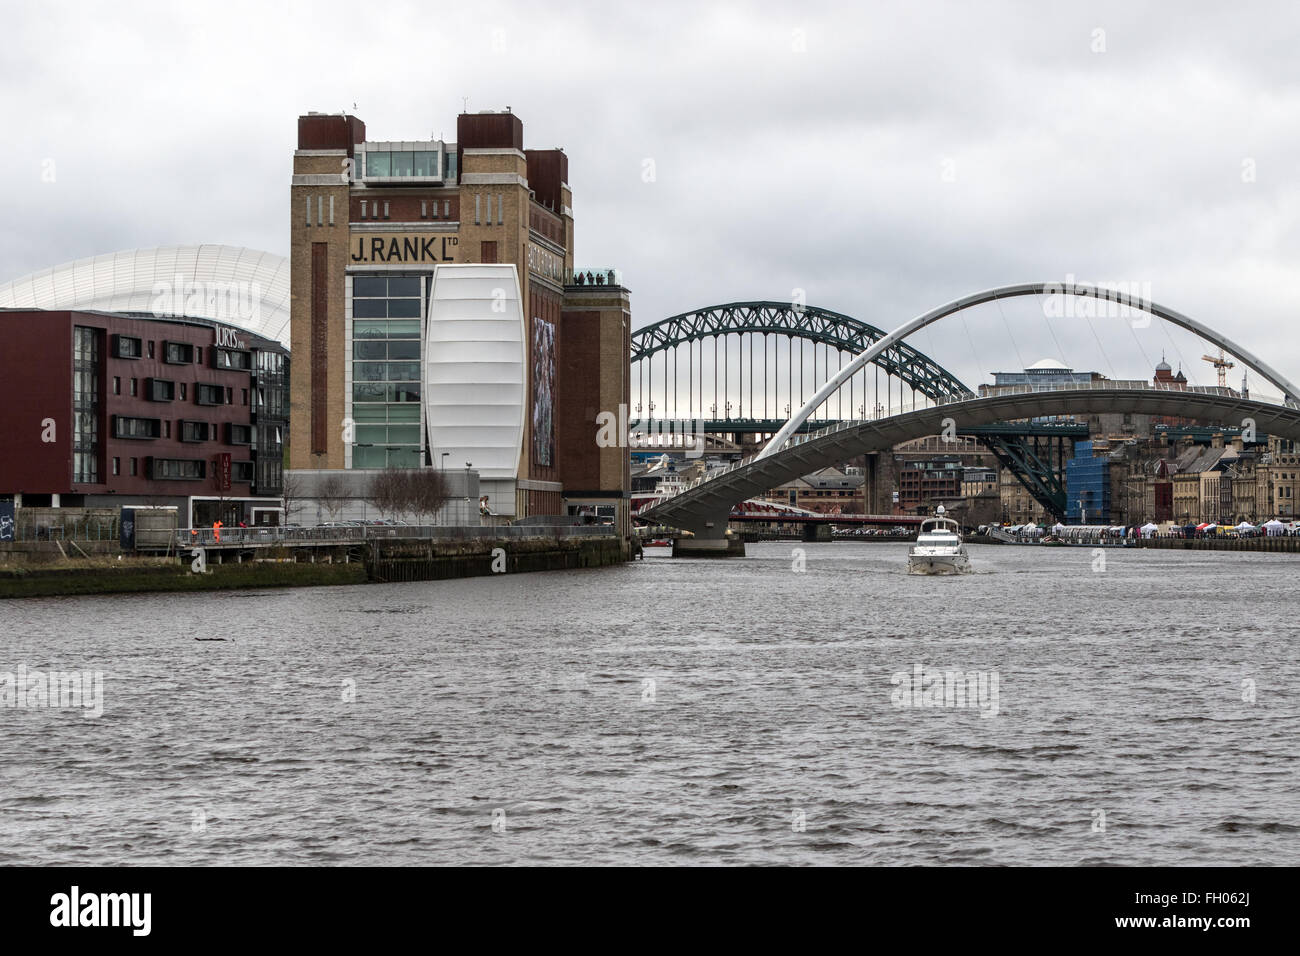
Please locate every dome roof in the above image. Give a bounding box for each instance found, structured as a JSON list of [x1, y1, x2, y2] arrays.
[[1026, 358, 1070, 371], [0, 244, 290, 346]]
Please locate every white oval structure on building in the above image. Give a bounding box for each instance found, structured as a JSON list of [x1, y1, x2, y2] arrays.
[[425, 264, 526, 480], [0, 244, 290, 346]]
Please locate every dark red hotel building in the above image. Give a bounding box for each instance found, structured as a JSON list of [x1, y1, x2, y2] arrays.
[[0, 309, 289, 527]]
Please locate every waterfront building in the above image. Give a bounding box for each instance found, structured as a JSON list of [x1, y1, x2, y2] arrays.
[[761, 467, 865, 513], [1065, 442, 1111, 524], [0, 307, 289, 528], [288, 109, 630, 533], [898, 456, 963, 512]]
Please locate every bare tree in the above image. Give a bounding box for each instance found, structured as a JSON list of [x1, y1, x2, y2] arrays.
[[407, 468, 450, 525], [317, 473, 348, 522], [367, 468, 404, 520], [281, 471, 303, 526]]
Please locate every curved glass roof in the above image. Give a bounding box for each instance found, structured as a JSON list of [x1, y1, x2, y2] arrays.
[[0, 244, 290, 346]]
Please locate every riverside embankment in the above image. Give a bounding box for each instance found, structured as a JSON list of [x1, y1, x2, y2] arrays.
[[0, 534, 626, 599]]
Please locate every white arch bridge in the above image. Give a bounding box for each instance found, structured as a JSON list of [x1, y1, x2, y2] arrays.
[[638, 283, 1300, 549]]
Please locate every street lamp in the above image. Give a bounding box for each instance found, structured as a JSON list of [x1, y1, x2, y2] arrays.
[[465, 462, 472, 524]]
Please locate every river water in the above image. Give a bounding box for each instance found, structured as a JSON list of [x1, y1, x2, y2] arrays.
[[1, 542, 1297, 866]]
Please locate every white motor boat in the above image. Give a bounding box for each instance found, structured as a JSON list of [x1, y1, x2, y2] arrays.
[[907, 506, 971, 575]]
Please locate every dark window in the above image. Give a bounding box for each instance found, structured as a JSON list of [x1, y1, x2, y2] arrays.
[[195, 384, 226, 405], [112, 376, 121, 395], [113, 335, 142, 359], [227, 423, 254, 445], [231, 461, 254, 482], [146, 378, 176, 402], [180, 420, 214, 442], [180, 383, 187, 400], [112, 416, 162, 439], [148, 457, 206, 480], [241, 388, 249, 406], [213, 348, 252, 371], [164, 341, 195, 364], [130, 458, 138, 476], [130, 378, 138, 397], [147, 341, 155, 359], [112, 457, 120, 476], [72, 326, 101, 483]]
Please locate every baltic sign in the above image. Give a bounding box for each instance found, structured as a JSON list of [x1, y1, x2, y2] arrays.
[[350, 233, 460, 264]]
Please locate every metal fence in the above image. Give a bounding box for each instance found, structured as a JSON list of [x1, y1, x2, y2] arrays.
[[9, 518, 121, 542], [171, 524, 617, 549]]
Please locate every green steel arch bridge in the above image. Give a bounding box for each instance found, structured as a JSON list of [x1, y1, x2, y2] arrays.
[[636, 283, 1300, 542], [630, 300, 1083, 518]]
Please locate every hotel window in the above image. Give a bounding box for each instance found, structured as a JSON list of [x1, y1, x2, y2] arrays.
[[227, 423, 254, 445], [149, 457, 206, 480], [179, 383, 187, 401], [195, 383, 226, 406], [112, 376, 121, 395], [147, 341, 155, 359], [213, 348, 252, 370], [130, 458, 137, 476], [114, 335, 142, 359], [72, 326, 101, 484], [164, 341, 194, 364], [421, 201, 427, 219], [242, 388, 249, 406], [349, 275, 424, 469], [164, 421, 171, 438], [231, 461, 254, 483], [383, 201, 390, 220], [361, 200, 368, 219], [113, 416, 162, 439], [146, 378, 175, 402], [112, 457, 120, 476], [180, 420, 214, 442]]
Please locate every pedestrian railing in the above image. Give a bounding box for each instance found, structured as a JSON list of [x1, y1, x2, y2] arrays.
[[171, 524, 616, 549]]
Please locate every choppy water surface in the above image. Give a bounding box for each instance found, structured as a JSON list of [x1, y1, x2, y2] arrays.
[[1, 542, 1297, 865]]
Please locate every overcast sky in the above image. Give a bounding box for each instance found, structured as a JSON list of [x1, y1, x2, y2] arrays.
[[5, 0, 1300, 399]]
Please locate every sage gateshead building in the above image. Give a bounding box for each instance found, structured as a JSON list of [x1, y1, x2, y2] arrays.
[[290, 108, 632, 531], [0, 246, 291, 527]]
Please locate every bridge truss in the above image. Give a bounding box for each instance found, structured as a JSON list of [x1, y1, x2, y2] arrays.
[[630, 301, 1084, 517]]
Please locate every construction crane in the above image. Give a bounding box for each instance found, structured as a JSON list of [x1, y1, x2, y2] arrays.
[[1201, 348, 1235, 388]]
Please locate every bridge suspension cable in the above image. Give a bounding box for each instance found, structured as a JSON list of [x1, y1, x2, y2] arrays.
[[757, 282, 1300, 460]]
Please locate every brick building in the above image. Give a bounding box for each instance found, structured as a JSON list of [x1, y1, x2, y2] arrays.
[[0, 309, 288, 527], [289, 109, 630, 531]]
